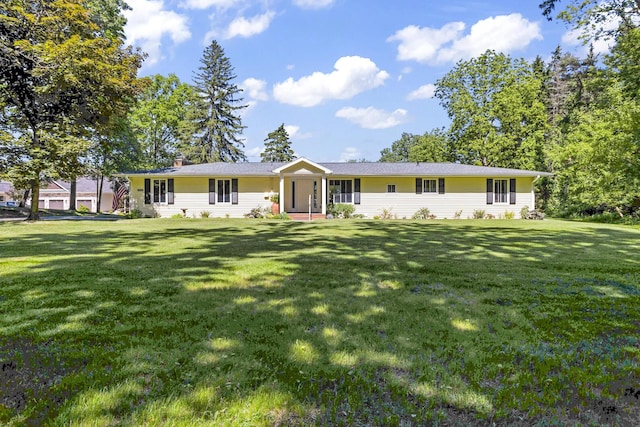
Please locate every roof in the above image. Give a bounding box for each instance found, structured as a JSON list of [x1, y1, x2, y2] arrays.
[[0, 178, 115, 194], [122, 158, 552, 178], [53, 177, 115, 194], [0, 181, 14, 193]]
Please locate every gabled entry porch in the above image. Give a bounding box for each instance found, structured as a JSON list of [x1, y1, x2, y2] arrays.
[[273, 158, 332, 216]]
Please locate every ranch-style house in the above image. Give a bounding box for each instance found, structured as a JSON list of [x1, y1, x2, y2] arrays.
[[122, 157, 551, 219]]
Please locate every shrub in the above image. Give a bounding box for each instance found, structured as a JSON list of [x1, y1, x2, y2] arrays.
[[379, 207, 394, 220], [454, 210, 462, 219], [504, 210, 515, 220], [129, 208, 143, 219], [472, 209, 486, 219], [77, 205, 90, 213], [520, 205, 530, 219], [271, 212, 291, 220], [244, 207, 264, 218], [327, 203, 355, 219], [412, 207, 431, 220], [171, 213, 183, 219], [200, 211, 211, 218]]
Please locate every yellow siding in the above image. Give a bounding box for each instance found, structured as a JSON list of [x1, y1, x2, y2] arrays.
[[128, 175, 536, 219], [349, 176, 535, 219], [128, 176, 278, 218]]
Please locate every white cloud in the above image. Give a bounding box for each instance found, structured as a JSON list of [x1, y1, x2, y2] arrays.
[[293, 0, 335, 9], [181, 0, 240, 9], [224, 11, 275, 39], [388, 14, 542, 65], [124, 0, 191, 66], [388, 22, 464, 64], [284, 125, 312, 139], [273, 56, 389, 107], [246, 146, 264, 157], [407, 84, 435, 101], [240, 78, 269, 101], [339, 147, 361, 162], [335, 107, 408, 129]]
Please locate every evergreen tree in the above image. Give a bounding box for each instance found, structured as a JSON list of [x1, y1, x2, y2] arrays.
[[261, 124, 295, 162], [184, 41, 247, 163]]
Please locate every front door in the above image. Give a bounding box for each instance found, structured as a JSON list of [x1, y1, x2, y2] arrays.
[[290, 179, 320, 213]]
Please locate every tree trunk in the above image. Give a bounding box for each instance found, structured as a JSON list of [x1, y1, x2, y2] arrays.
[[70, 178, 77, 211], [20, 189, 30, 208], [97, 175, 104, 213], [27, 179, 40, 221]]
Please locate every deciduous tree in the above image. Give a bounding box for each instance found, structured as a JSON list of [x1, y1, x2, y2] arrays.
[[435, 50, 548, 170], [0, 0, 143, 219], [131, 74, 196, 169]]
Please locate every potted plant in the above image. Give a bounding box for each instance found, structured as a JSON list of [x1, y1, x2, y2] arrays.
[[270, 193, 280, 215]]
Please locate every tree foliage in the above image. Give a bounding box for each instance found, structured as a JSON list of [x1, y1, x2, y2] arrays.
[[435, 50, 547, 170], [379, 133, 418, 162], [130, 74, 196, 169], [0, 0, 143, 219], [261, 124, 295, 162], [379, 130, 453, 163], [540, 0, 640, 41], [184, 40, 246, 164], [548, 84, 640, 214]]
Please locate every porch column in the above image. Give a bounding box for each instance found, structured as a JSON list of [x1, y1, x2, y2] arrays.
[[321, 175, 327, 215], [279, 173, 285, 214]]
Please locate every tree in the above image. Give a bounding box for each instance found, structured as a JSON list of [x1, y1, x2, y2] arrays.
[[184, 40, 246, 164], [606, 26, 640, 101], [0, 0, 143, 220], [85, 116, 141, 212], [548, 84, 640, 216], [408, 128, 453, 163], [435, 50, 548, 170], [379, 133, 419, 162], [261, 124, 295, 162], [540, 0, 640, 40], [130, 74, 197, 169]]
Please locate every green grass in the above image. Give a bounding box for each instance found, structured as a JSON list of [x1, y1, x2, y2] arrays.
[[1, 218, 640, 426]]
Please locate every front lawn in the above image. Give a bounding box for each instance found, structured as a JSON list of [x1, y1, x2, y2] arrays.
[[1, 219, 639, 426]]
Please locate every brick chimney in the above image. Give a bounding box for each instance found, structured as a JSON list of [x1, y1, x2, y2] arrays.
[[173, 157, 190, 168]]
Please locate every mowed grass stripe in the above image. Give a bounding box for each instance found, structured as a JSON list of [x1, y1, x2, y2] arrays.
[[0, 219, 639, 426]]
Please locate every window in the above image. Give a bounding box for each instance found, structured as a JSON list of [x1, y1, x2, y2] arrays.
[[153, 179, 166, 203], [387, 184, 396, 193], [329, 179, 352, 203], [494, 179, 508, 204], [218, 179, 231, 203], [423, 179, 437, 193], [416, 178, 445, 194]]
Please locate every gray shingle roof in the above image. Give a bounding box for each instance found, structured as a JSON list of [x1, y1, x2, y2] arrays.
[[123, 160, 552, 178]]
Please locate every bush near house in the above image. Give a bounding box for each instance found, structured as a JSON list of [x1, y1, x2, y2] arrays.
[[327, 203, 355, 219]]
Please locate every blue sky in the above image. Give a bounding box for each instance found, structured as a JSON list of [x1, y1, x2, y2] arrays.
[[123, 0, 599, 162]]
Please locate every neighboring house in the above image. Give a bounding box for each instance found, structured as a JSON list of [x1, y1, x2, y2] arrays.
[[122, 158, 552, 219], [0, 181, 16, 206], [35, 178, 115, 212]]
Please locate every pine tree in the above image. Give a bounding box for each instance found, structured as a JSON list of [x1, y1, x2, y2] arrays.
[[261, 124, 295, 162], [185, 41, 247, 163]]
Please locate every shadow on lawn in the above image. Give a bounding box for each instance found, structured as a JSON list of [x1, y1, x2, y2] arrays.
[[1, 220, 640, 425]]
